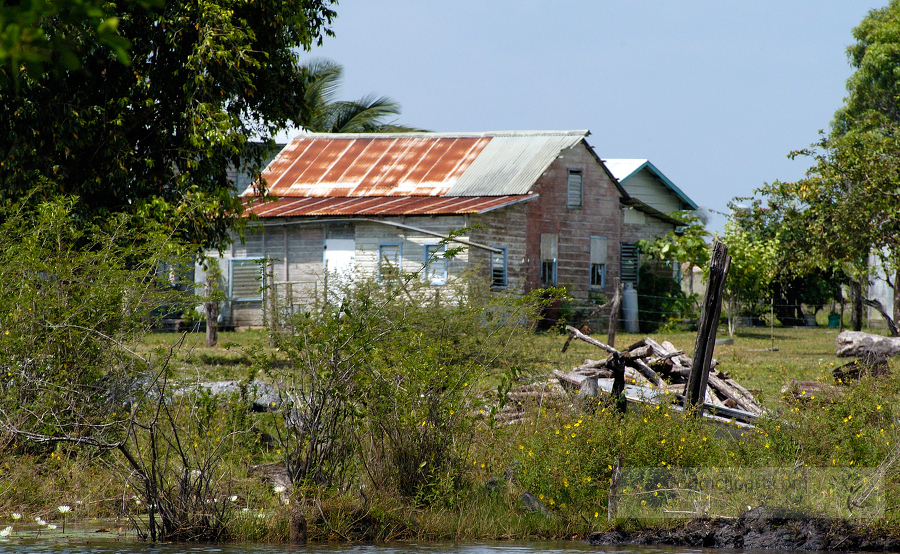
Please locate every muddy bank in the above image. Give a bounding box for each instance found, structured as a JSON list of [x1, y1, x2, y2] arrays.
[[589, 507, 900, 552]]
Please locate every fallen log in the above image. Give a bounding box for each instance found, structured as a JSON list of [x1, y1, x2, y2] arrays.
[[566, 325, 618, 355], [624, 357, 663, 386], [836, 330, 900, 358], [833, 354, 891, 381], [781, 379, 844, 400], [707, 374, 762, 415]]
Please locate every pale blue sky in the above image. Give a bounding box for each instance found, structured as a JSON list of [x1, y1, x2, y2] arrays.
[[288, 1, 883, 233]]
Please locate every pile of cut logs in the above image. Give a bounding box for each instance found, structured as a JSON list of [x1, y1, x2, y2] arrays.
[[492, 329, 765, 426], [554, 332, 765, 416]]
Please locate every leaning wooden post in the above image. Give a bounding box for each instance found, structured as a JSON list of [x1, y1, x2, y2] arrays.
[[608, 278, 623, 348], [684, 241, 730, 415]]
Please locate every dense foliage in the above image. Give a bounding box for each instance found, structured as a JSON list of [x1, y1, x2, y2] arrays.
[[255, 259, 548, 504], [0, 195, 190, 450], [0, 0, 337, 250]]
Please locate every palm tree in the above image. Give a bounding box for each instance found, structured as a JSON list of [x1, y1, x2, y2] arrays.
[[299, 58, 426, 133]]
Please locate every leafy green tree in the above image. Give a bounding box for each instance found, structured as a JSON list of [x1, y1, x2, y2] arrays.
[[749, 3, 900, 332], [833, 0, 900, 133], [719, 219, 779, 336], [0, 0, 151, 83], [0, 0, 337, 250], [300, 57, 426, 133], [728, 196, 842, 326], [636, 210, 711, 298], [760, 127, 900, 331], [829, 0, 900, 328]]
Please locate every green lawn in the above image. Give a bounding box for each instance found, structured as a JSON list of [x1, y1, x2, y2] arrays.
[[145, 324, 864, 409]]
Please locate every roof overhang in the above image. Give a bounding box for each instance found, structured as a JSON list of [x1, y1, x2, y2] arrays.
[[243, 194, 539, 218], [620, 197, 686, 226]]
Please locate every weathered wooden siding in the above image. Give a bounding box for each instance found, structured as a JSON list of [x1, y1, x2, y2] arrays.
[[353, 216, 470, 279], [621, 216, 672, 246], [521, 143, 624, 302], [620, 168, 683, 213], [469, 202, 529, 295], [206, 216, 479, 327]]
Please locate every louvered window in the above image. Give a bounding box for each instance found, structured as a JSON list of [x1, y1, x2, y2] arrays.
[[567, 170, 583, 208], [620, 242, 639, 285], [491, 247, 507, 288], [229, 258, 264, 301]]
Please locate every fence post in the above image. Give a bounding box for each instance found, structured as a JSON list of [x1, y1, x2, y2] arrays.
[[608, 278, 622, 348], [684, 240, 730, 414]]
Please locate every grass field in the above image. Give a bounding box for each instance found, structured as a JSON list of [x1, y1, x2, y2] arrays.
[[149, 323, 855, 408]]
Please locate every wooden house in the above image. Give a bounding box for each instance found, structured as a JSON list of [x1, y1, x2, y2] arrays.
[[202, 131, 696, 328]]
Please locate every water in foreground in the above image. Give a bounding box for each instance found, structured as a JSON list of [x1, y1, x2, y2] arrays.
[[0, 539, 813, 554]]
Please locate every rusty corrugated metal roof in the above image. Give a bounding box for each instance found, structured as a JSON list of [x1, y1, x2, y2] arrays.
[[247, 130, 589, 199], [244, 194, 538, 218], [258, 135, 490, 197]]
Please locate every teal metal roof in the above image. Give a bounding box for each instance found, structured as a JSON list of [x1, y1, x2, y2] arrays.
[[604, 158, 698, 210]]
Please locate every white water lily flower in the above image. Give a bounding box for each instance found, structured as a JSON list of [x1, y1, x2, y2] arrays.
[[57, 506, 71, 514], [35, 518, 46, 526], [10, 514, 20, 521], [0, 526, 11, 537], [47, 524, 57, 530]]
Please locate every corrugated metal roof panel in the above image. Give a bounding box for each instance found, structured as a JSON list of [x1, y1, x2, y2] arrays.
[[250, 131, 589, 199], [258, 135, 490, 197], [445, 134, 586, 196], [244, 195, 538, 217]]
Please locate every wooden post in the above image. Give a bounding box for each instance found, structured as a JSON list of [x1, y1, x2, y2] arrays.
[[769, 296, 774, 352], [608, 278, 622, 348], [289, 503, 307, 545], [323, 260, 329, 309], [609, 353, 626, 413], [684, 241, 730, 414], [608, 453, 622, 523]]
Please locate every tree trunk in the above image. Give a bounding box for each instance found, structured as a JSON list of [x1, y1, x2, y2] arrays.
[[894, 268, 900, 328], [836, 330, 900, 357], [205, 277, 218, 348], [851, 279, 863, 332]]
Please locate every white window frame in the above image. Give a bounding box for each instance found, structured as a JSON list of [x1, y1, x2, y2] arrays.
[[540, 233, 558, 287], [590, 235, 608, 290], [423, 243, 448, 286]]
